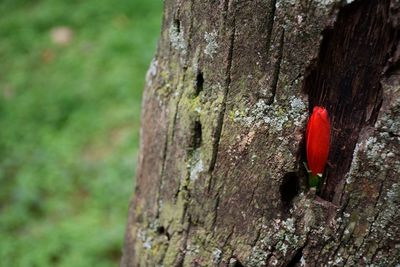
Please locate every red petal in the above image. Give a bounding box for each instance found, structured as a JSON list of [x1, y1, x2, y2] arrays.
[[306, 106, 331, 175]]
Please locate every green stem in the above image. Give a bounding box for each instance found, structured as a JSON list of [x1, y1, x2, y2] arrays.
[[304, 162, 323, 191], [308, 173, 319, 188]]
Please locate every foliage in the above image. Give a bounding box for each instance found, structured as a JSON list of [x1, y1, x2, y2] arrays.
[[0, 0, 162, 266]]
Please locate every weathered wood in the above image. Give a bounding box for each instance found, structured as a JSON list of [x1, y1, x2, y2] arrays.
[[122, 0, 400, 266]]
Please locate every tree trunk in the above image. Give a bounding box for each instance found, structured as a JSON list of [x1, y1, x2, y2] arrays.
[[122, 0, 400, 266]]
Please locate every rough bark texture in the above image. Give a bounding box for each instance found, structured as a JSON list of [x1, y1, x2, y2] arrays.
[[122, 0, 400, 266]]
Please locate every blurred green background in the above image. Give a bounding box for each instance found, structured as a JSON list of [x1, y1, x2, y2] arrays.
[[0, 0, 162, 266]]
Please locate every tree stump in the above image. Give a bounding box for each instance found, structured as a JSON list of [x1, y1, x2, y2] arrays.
[[122, 0, 400, 266]]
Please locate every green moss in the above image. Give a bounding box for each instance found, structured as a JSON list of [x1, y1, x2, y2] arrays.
[[156, 61, 182, 99], [162, 234, 185, 266]]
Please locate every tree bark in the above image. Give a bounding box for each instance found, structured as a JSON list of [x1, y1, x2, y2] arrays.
[[122, 0, 400, 266]]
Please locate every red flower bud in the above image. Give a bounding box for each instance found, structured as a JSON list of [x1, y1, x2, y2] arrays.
[[306, 106, 331, 176]]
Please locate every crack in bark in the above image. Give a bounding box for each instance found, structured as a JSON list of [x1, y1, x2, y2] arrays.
[[211, 193, 221, 233], [341, 253, 352, 267], [157, 225, 173, 264], [378, 128, 400, 138], [285, 244, 306, 267], [329, 227, 349, 263], [222, 226, 235, 248], [172, 216, 192, 267], [290, 73, 303, 87], [251, 225, 262, 247], [268, 234, 307, 266], [265, 0, 277, 57], [267, 27, 285, 105], [216, 225, 236, 265], [207, 0, 236, 192], [170, 90, 185, 204], [156, 122, 173, 219], [247, 178, 262, 210], [370, 244, 385, 264], [258, 227, 309, 266], [263, 246, 276, 265], [338, 178, 350, 208], [183, 0, 195, 69]]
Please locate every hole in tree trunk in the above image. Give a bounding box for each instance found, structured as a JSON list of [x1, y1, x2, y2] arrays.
[[229, 257, 244, 267], [195, 71, 204, 96], [156, 226, 170, 240], [156, 226, 165, 234], [285, 246, 304, 267], [173, 18, 181, 33], [280, 172, 300, 211], [192, 121, 202, 149]]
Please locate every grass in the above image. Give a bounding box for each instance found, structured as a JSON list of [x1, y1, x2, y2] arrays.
[[0, 0, 162, 266]]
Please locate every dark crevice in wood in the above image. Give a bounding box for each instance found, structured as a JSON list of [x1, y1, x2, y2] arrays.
[[381, 128, 400, 138], [195, 71, 204, 96], [179, 183, 190, 224], [210, 193, 220, 232], [385, 59, 400, 76], [156, 123, 172, 218], [212, 229, 234, 266], [208, 21, 235, 173], [290, 73, 303, 87], [229, 257, 244, 267], [280, 172, 300, 211], [174, 186, 181, 202], [156, 225, 165, 235], [222, 226, 235, 248], [162, 77, 185, 206], [370, 244, 387, 264], [285, 245, 305, 267], [156, 226, 171, 241], [369, 249, 379, 265], [251, 227, 262, 247], [183, 0, 195, 68], [330, 226, 350, 261], [263, 246, 276, 264], [302, 0, 399, 202], [173, 18, 181, 33], [222, 0, 230, 25], [265, 0, 277, 56], [341, 254, 352, 267], [268, 28, 285, 105], [192, 120, 202, 149]]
